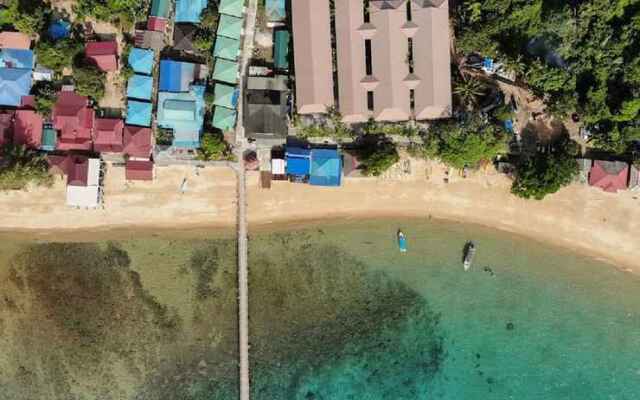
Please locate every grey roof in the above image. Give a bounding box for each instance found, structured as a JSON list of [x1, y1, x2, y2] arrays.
[[247, 75, 288, 91], [245, 88, 288, 138], [370, 0, 405, 9], [135, 30, 165, 51], [412, 0, 447, 7], [173, 23, 196, 51]]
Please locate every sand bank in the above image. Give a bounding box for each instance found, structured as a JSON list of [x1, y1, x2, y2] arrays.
[[0, 160, 637, 272]]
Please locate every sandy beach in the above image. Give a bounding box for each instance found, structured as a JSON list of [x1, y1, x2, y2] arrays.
[[0, 158, 638, 272]]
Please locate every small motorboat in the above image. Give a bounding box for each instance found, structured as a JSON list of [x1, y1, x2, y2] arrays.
[[463, 241, 476, 271], [398, 230, 407, 253]]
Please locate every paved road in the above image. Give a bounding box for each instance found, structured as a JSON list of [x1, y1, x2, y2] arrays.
[[235, 1, 258, 400]]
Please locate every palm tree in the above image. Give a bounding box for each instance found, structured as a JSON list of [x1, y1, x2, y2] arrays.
[[453, 78, 487, 111]]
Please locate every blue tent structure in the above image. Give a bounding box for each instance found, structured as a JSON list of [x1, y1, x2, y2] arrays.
[[126, 101, 153, 127], [128, 48, 155, 75], [0, 49, 34, 69], [159, 59, 196, 92], [285, 147, 311, 177], [309, 149, 342, 187], [127, 75, 154, 100], [48, 20, 71, 40], [0, 68, 32, 106], [175, 0, 208, 23]]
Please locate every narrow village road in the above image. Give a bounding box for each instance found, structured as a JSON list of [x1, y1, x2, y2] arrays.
[[235, 1, 258, 400]]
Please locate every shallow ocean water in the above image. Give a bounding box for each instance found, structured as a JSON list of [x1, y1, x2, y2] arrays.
[[0, 218, 638, 399]]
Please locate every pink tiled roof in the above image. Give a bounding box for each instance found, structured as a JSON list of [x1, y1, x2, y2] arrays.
[[93, 118, 124, 152], [292, 0, 334, 114], [53, 92, 95, 151], [126, 159, 154, 181], [148, 17, 167, 32], [67, 156, 90, 186], [0, 32, 30, 49], [85, 41, 118, 72], [123, 125, 152, 158], [589, 160, 629, 193], [13, 110, 43, 149]]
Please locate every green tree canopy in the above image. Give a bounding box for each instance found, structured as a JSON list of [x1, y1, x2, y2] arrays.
[[423, 116, 508, 169], [354, 134, 400, 176], [197, 133, 232, 161], [32, 81, 57, 117], [0, 0, 48, 35], [36, 38, 83, 75], [73, 62, 106, 101], [511, 138, 579, 200], [0, 145, 53, 191], [74, 0, 150, 30], [456, 0, 640, 154]]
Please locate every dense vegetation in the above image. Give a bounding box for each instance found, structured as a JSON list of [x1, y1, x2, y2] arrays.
[[74, 0, 150, 30], [511, 137, 580, 200], [0, 0, 48, 35], [32, 81, 57, 116], [456, 0, 640, 154], [73, 60, 106, 101], [197, 132, 233, 161], [354, 134, 400, 176], [0, 144, 53, 191]]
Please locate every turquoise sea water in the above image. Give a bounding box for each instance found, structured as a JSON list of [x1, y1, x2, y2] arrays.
[[248, 219, 640, 400]]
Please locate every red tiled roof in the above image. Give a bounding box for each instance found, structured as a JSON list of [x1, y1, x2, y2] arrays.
[[147, 17, 167, 32], [53, 92, 95, 151], [589, 160, 629, 193], [85, 41, 118, 72], [67, 156, 90, 186], [93, 118, 124, 152], [0, 32, 30, 49], [0, 112, 14, 147], [13, 110, 43, 149], [126, 159, 154, 181], [20, 95, 35, 109], [123, 125, 152, 157]]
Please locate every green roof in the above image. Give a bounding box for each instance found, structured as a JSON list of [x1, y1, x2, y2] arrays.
[[212, 106, 237, 131], [213, 83, 238, 109], [213, 36, 241, 61], [219, 0, 244, 17], [41, 127, 56, 150], [212, 58, 239, 84], [273, 30, 290, 70], [151, 0, 170, 17], [217, 14, 243, 40]]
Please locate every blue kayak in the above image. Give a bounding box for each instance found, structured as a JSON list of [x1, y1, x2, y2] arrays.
[[398, 231, 407, 252]]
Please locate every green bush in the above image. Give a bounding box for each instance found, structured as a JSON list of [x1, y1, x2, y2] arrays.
[[197, 133, 232, 161], [0, 145, 53, 191], [36, 39, 83, 75], [73, 62, 106, 101], [355, 135, 400, 176], [0, 0, 48, 35], [32, 81, 57, 117]]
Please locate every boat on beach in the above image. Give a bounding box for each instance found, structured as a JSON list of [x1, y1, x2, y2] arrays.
[[398, 230, 407, 252], [463, 241, 476, 270]]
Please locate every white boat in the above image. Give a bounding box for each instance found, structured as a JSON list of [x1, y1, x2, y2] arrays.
[[463, 242, 476, 271]]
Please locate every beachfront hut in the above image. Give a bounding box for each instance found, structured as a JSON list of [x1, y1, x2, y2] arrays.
[[212, 106, 237, 131], [175, 0, 208, 23], [66, 157, 101, 208], [309, 148, 342, 187], [126, 159, 154, 181], [128, 48, 155, 75], [159, 59, 196, 92], [212, 58, 239, 84], [273, 30, 290, 70], [93, 118, 124, 153], [0, 31, 30, 49], [53, 91, 95, 151], [127, 74, 154, 100], [217, 14, 243, 40], [588, 160, 629, 193], [213, 36, 240, 61], [285, 146, 311, 179], [13, 110, 43, 149], [85, 41, 118, 72], [213, 83, 239, 109], [123, 125, 153, 158], [126, 100, 153, 127], [219, 0, 244, 17]]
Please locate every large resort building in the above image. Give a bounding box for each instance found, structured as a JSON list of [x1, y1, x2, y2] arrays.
[[292, 0, 452, 123]]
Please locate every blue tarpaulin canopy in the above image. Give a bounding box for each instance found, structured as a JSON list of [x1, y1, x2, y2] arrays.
[[285, 147, 311, 176], [309, 149, 342, 187], [48, 20, 71, 40]]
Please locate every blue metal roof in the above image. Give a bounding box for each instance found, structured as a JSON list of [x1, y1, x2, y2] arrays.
[[126, 101, 153, 127], [309, 149, 342, 187], [128, 48, 155, 75], [1, 49, 34, 69], [266, 0, 286, 21], [127, 74, 154, 100], [157, 86, 206, 148], [175, 0, 208, 23], [0, 68, 32, 106], [159, 59, 196, 92], [286, 147, 311, 176]]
